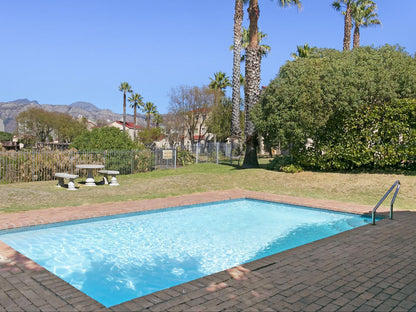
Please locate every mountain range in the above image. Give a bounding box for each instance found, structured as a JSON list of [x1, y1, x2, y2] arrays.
[[0, 99, 146, 133]]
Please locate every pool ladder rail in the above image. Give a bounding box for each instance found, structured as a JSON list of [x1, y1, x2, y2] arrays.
[[372, 180, 400, 225]]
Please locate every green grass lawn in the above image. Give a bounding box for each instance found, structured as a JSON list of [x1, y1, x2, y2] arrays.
[[1, 163, 414, 213]]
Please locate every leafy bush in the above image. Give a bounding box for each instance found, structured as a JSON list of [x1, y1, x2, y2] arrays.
[[266, 155, 293, 171], [266, 156, 303, 173], [299, 98, 416, 170], [253, 45, 416, 171], [0, 131, 13, 142], [135, 149, 154, 172], [281, 164, 303, 173], [71, 127, 137, 151], [177, 148, 195, 166]]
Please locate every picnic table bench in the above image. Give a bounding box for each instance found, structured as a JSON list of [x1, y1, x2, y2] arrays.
[[98, 170, 120, 186], [55, 173, 79, 191]]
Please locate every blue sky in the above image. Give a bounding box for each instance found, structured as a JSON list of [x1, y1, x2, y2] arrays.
[[1, 0, 415, 115]]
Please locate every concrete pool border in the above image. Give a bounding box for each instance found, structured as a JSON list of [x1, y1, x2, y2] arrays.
[[0, 189, 415, 311]]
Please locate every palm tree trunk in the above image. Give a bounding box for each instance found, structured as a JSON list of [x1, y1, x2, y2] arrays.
[[353, 24, 360, 49], [123, 92, 126, 132], [231, 0, 243, 138], [133, 105, 137, 141], [242, 48, 260, 168], [343, 4, 352, 51], [242, 0, 260, 169]]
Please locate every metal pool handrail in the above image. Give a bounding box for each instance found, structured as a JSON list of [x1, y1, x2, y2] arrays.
[[372, 180, 401, 225]]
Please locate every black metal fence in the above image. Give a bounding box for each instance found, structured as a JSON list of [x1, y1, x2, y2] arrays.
[[0, 143, 241, 184]]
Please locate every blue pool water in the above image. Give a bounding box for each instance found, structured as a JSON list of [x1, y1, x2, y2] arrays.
[[0, 199, 373, 307]]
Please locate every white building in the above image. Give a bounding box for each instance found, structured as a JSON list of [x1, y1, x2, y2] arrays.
[[106, 120, 143, 140]]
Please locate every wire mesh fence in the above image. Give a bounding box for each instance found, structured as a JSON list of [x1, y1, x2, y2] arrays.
[[0, 143, 241, 184]]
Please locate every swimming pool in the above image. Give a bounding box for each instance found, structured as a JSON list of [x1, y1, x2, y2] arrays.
[[0, 199, 374, 307]]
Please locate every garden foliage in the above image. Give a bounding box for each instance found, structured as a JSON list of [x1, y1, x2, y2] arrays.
[[71, 127, 137, 151], [16, 108, 87, 143], [0, 132, 13, 142], [252, 45, 416, 170]]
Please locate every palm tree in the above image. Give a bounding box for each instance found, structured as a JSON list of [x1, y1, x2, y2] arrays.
[[230, 28, 271, 62], [128, 92, 144, 141], [351, 0, 381, 48], [242, 0, 302, 169], [143, 102, 157, 129], [118, 82, 132, 132], [291, 43, 316, 59], [230, 26, 270, 140], [240, 28, 271, 62], [209, 71, 232, 96], [209, 72, 231, 106], [231, 0, 247, 138], [332, 0, 356, 51], [153, 113, 164, 128]]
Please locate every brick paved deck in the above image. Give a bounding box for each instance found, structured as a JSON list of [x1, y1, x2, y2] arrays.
[[0, 189, 415, 311]]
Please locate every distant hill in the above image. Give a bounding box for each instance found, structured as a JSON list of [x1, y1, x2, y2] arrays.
[[69, 101, 100, 112], [0, 99, 145, 133]]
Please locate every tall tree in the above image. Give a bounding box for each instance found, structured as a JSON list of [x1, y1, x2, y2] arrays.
[[332, 0, 355, 51], [118, 82, 132, 132], [351, 0, 381, 48], [143, 101, 157, 129], [252, 45, 416, 170], [128, 92, 144, 141], [231, 0, 246, 138], [242, 0, 301, 168], [16, 108, 86, 143], [169, 85, 215, 145]]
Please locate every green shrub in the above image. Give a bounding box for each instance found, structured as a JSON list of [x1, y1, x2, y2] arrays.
[[135, 150, 154, 172], [177, 149, 195, 166], [281, 164, 303, 173], [266, 155, 294, 171], [253, 45, 416, 171], [71, 127, 137, 151]]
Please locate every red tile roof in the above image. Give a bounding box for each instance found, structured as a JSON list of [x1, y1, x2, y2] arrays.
[[114, 121, 143, 130]]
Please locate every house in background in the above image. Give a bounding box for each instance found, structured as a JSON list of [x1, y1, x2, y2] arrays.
[[106, 120, 143, 140], [181, 108, 214, 148]]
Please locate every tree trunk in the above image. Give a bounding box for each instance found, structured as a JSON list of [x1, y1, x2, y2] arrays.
[[242, 46, 260, 169], [231, 0, 243, 138], [343, 4, 352, 51], [242, 0, 260, 169], [123, 92, 126, 132], [353, 24, 360, 49], [133, 105, 137, 141]]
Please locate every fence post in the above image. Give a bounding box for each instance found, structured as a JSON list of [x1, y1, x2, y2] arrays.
[[154, 149, 157, 171], [174, 148, 177, 169]]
